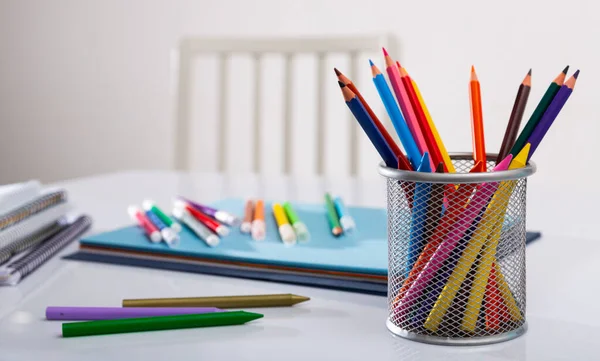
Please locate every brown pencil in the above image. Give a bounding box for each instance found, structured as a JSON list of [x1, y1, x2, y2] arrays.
[[496, 70, 532, 162], [334, 68, 412, 171]]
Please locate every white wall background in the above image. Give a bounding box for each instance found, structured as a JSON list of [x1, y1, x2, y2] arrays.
[[0, 0, 597, 190]]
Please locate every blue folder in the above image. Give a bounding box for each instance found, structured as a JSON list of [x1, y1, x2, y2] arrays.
[[69, 198, 541, 296]]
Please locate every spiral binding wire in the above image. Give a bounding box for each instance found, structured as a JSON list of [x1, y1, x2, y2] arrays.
[[4, 215, 92, 282], [0, 221, 64, 266], [0, 191, 67, 231]]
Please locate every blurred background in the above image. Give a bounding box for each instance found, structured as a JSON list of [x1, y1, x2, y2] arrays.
[[0, 0, 594, 189]]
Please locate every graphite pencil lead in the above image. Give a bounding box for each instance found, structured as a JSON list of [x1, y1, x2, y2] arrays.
[[337, 80, 346, 88], [562, 65, 570, 74], [527, 68, 532, 76]]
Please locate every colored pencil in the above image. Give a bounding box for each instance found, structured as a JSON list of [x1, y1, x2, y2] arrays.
[[407, 152, 432, 277], [123, 293, 311, 308], [370, 60, 422, 168], [382, 49, 430, 161], [395, 155, 512, 321], [509, 66, 568, 157], [461, 145, 530, 332], [272, 203, 296, 246], [470, 66, 487, 170], [339, 81, 398, 168], [325, 192, 343, 236], [62, 311, 263, 338], [484, 265, 501, 330], [496, 70, 532, 162], [423, 163, 445, 246], [393, 161, 484, 306], [399, 65, 444, 169], [411, 78, 456, 173], [425, 150, 526, 332], [526, 70, 579, 159], [46, 306, 222, 321], [335, 68, 411, 170]]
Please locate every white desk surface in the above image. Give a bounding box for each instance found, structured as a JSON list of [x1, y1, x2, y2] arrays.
[[0, 170, 598, 361]]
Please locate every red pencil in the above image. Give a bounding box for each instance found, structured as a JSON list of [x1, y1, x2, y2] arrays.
[[398, 66, 445, 170]]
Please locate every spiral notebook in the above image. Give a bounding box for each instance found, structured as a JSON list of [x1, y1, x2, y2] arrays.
[[70, 198, 541, 295]]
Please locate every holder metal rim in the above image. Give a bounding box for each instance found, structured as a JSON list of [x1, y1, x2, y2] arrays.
[[386, 319, 527, 346], [378, 153, 536, 184]]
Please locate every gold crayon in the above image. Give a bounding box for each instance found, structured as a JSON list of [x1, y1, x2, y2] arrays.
[[123, 293, 310, 309]]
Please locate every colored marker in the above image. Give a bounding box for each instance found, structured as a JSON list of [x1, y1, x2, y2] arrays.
[[174, 200, 229, 237], [144, 209, 179, 246], [272, 203, 296, 246], [240, 199, 254, 234], [128, 206, 161, 243], [283, 202, 310, 241], [325, 193, 343, 237], [172, 207, 220, 247], [178, 197, 240, 227], [251, 200, 266, 241], [333, 197, 355, 233], [143, 200, 182, 233]]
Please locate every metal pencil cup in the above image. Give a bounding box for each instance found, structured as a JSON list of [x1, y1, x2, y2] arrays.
[[379, 154, 536, 346]]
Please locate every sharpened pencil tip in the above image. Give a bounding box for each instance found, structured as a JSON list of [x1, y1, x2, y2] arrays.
[[562, 65, 570, 74], [573, 69, 580, 79], [369, 59, 375, 67], [334, 68, 341, 76], [471, 65, 475, 72], [527, 68, 532, 76], [382, 47, 389, 56], [337, 81, 345, 88]]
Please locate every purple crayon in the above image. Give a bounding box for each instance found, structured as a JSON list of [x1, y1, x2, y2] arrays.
[[526, 70, 579, 159], [177, 197, 240, 226], [45, 307, 222, 321]]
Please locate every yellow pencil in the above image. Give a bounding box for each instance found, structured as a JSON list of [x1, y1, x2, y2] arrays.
[[411, 79, 455, 173], [461, 144, 530, 332], [272, 203, 296, 246]]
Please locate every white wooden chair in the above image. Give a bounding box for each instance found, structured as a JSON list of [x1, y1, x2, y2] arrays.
[[172, 35, 398, 176]]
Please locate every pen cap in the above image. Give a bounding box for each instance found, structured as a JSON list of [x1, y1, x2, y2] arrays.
[[379, 153, 535, 346]]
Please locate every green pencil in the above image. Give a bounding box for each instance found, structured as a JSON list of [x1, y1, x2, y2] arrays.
[[324, 193, 343, 237], [509, 66, 568, 158], [62, 311, 263, 338]]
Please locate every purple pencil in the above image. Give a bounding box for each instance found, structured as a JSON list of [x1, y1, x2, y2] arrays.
[[177, 197, 240, 226], [46, 307, 222, 321], [526, 70, 579, 159]]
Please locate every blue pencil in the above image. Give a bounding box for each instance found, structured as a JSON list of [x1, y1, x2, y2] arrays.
[[339, 82, 398, 168], [407, 152, 432, 277], [370, 60, 422, 168]]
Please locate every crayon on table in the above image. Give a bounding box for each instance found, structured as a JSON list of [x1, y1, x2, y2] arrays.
[[370, 60, 421, 168], [407, 152, 432, 277], [282, 202, 310, 241], [143, 200, 182, 233], [333, 197, 355, 233], [62, 311, 263, 338], [122, 293, 310, 308], [394, 155, 512, 321], [272, 203, 296, 246], [324, 193, 343, 237], [46, 306, 222, 320], [509, 66, 568, 158], [424, 150, 528, 332]]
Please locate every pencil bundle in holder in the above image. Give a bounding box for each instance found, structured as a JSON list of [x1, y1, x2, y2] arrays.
[[335, 47, 579, 344]]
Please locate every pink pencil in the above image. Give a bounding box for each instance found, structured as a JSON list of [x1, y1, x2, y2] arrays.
[[382, 48, 430, 165], [394, 154, 513, 320]]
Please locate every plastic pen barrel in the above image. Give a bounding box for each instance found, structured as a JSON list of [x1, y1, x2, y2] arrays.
[[282, 202, 309, 241]]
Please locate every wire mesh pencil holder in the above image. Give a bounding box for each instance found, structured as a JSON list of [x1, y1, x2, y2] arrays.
[[379, 153, 536, 346]]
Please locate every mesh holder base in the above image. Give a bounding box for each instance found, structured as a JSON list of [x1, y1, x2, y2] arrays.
[[379, 154, 535, 346]]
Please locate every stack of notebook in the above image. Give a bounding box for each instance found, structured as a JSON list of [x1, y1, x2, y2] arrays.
[[71, 198, 541, 296], [0, 180, 92, 285]]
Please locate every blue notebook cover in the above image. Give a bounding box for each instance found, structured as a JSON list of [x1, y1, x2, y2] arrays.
[[80, 199, 390, 276]]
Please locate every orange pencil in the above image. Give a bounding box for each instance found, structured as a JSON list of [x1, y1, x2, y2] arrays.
[[399, 66, 444, 170], [470, 66, 487, 171], [335, 68, 412, 171]]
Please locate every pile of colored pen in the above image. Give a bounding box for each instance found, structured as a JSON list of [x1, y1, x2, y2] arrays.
[[128, 198, 240, 248], [336, 48, 579, 333], [241, 199, 310, 245], [46, 293, 309, 338], [324, 193, 355, 237]]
